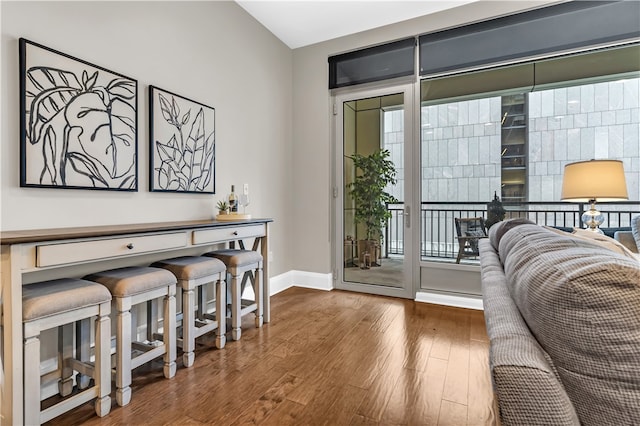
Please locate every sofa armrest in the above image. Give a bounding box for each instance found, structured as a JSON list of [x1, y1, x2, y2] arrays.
[[479, 240, 580, 426], [493, 365, 580, 426], [614, 230, 638, 253]]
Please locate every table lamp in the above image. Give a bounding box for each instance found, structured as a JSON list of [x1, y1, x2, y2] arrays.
[[561, 159, 628, 233]]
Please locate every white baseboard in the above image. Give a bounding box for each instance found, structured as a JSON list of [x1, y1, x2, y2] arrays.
[[415, 291, 484, 310], [269, 270, 295, 295], [270, 271, 481, 310], [269, 270, 333, 295]]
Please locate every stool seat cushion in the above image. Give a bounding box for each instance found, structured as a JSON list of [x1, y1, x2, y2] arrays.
[[85, 267, 176, 297], [151, 256, 226, 280], [23, 278, 112, 322], [205, 249, 263, 268]]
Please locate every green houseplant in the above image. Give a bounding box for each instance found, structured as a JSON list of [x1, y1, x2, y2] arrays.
[[216, 200, 229, 215], [346, 149, 397, 267]]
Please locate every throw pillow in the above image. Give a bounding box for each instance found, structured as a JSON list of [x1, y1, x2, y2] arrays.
[[632, 215, 640, 251], [570, 228, 638, 260]]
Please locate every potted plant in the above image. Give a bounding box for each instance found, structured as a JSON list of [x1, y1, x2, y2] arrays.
[[346, 149, 397, 267], [216, 200, 229, 215], [485, 191, 506, 230]]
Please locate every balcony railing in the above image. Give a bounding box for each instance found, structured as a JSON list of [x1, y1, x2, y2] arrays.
[[384, 201, 640, 262]]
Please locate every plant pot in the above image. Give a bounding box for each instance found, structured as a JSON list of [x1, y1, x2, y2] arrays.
[[358, 239, 380, 268]]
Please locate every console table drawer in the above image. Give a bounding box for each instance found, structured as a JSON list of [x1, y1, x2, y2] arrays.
[[36, 232, 187, 267], [193, 225, 265, 245]]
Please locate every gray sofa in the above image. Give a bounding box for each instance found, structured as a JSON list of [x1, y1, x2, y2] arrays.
[[479, 219, 640, 425]]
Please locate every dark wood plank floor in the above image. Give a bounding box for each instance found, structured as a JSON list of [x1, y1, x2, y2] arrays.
[[46, 287, 499, 425]]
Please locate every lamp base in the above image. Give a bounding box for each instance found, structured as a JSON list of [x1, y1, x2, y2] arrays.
[[581, 200, 605, 234]]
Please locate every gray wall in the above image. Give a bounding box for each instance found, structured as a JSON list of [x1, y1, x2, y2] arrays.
[[1, 1, 294, 277]]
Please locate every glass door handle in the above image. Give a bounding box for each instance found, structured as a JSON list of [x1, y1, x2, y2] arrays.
[[404, 206, 410, 228]]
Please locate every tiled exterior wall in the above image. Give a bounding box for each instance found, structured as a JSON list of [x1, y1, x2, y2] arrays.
[[383, 109, 404, 201], [528, 79, 640, 202], [384, 78, 639, 204], [420, 98, 502, 202]]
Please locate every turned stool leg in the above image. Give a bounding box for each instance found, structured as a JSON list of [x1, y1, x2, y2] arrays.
[[24, 333, 41, 426], [254, 265, 263, 328], [95, 302, 112, 418], [58, 323, 74, 396], [75, 318, 92, 390], [182, 284, 196, 367], [115, 299, 133, 407], [215, 277, 226, 349], [230, 272, 242, 341], [163, 284, 177, 379], [196, 285, 207, 320]]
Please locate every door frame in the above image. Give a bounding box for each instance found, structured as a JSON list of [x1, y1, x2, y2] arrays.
[[332, 83, 418, 299]]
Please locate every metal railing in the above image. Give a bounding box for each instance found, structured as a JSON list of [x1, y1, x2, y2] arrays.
[[384, 201, 640, 261]]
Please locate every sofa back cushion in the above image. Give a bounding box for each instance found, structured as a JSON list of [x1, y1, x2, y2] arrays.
[[499, 224, 640, 425], [488, 218, 536, 252]]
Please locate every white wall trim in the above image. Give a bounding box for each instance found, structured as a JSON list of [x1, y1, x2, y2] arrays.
[[271, 272, 482, 311], [269, 270, 295, 295], [269, 270, 334, 295], [415, 291, 484, 310]]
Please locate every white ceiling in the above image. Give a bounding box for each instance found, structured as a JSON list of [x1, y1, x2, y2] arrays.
[[235, 0, 480, 49]]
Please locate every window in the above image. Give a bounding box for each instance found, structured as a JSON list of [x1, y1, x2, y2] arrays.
[[419, 47, 639, 262]]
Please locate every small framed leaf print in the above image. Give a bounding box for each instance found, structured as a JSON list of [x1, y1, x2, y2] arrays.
[[149, 86, 216, 193]]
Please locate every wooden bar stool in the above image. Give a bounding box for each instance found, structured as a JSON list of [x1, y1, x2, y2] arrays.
[[22, 278, 111, 425], [204, 249, 263, 341], [84, 266, 177, 407], [151, 256, 227, 367]]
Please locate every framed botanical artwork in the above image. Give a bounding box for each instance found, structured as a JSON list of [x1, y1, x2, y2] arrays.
[[149, 86, 216, 193], [19, 38, 138, 190]]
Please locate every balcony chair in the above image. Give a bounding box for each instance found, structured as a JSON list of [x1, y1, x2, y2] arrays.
[[454, 217, 488, 263]]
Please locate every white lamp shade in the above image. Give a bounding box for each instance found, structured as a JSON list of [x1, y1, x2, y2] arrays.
[[561, 159, 628, 202]]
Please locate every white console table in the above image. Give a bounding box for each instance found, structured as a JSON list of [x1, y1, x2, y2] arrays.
[[0, 218, 272, 424]]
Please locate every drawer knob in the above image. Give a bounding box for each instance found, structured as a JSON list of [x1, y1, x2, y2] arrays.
[[232, 231, 238, 236], [126, 243, 134, 250]]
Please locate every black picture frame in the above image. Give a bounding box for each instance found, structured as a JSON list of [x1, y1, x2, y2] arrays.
[[19, 38, 138, 191], [149, 86, 215, 193]]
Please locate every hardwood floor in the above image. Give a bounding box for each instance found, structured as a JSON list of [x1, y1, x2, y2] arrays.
[[46, 287, 499, 425]]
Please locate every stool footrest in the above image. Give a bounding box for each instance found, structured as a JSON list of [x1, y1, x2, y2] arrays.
[[130, 346, 167, 370], [69, 359, 95, 378], [202, 313, 219, 322], [194, 319, 211, 327], [132, 340, 163, 352], [193, 320, 220, 339], [241, 303, 258, 316], [41, 387, 98, 424], [240, 298, 257, 307]]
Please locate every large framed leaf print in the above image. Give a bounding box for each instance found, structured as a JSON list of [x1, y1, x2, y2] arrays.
[[19, 38, 138, 190], [149, 86, 215, 193]]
